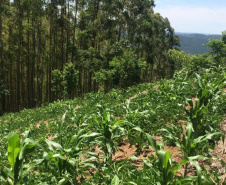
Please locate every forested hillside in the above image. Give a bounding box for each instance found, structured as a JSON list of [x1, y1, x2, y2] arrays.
[[177, 33, 221, 54], [0, 0, 180, 114]]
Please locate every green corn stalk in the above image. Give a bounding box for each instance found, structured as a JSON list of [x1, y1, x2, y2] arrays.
[[43, 128, 99, 184], [0, 131, 43, 185], [111, 175, 120, 185], [145, 133, 181, 185], [93, 104, 126, 164], [185, 73, 221, 138], [57, 112, 67, 147], [131, 126, 181, 184], [159, 122, 224, 180]]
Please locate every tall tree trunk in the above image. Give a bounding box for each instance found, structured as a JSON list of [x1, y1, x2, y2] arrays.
[[32, 18, 36, 107], [20, 49, 25, 109], [71, 0, 78, 63], [49, 0, 54, 102], [16, 0, 23, 111], [78, 69, 82, 96], [61, 0, 65, 71], [37, 18, 42, 106], [83, 70, 87, 94], [66, 0, 70, 64], [88, 71, 92, 92], [0, 3, 5, 113], [27, 16, 31, 108], [8, 25, 14, 112]]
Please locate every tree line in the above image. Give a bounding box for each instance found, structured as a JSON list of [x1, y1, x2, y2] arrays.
[[0, 0, 179, 114]]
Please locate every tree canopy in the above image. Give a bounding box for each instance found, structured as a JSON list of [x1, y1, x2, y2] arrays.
[[1, 0, 180, 113]]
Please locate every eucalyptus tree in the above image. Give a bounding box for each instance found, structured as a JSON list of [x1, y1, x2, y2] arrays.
[[123, 0, 155, 45], [14, 0, 23, 111], [0, 0, 182, 113], [0, 0, 6, 113], [3, 1, 18, 112], [71, 0, 79, 63]]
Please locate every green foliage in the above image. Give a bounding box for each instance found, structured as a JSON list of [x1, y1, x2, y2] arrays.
[[1, 131, 43, 184], [95, 69, 115, 84], [206, 31, 226, 60], [109, 49, 147, 87], [0, 61, 225, 184], [95, 47, 147, 88], [161, 124, 183, 146], [51, 69, 64, 95], [168, 49, 191, 70], [52, 63, 78, 99], [1, 2, 226, 183], [63, 63, 78, 99], [92, 104, 126, 163], [185, 73, 224, 137], [1, 0, 182, 113]]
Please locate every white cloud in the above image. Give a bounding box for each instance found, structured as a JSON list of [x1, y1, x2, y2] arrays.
[[155, 6, 226, 34]]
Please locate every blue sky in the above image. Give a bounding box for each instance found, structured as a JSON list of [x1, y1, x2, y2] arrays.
[[154, 0, 226, 34]]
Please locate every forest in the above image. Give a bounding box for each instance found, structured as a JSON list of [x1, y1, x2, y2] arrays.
[[0, 0, 226, 184], [0, 0, 179, 114], [177, 33, 221, 55]]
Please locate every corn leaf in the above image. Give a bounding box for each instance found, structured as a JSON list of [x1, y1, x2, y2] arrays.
[[7, 133, 21, 169], [111, 175, 120, 185]]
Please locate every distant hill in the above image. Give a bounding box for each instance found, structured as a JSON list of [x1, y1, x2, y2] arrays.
[[176, 33, 221, 54]]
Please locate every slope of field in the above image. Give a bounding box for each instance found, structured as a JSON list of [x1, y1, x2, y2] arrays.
[[0, 68, 225, 184], [177, 33, 221, 54]]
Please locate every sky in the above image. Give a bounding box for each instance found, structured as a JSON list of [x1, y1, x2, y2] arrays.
[[154, 0, 226, 34]]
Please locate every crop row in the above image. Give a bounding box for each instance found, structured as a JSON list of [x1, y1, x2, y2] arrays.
[[0, 67, 225, 184]]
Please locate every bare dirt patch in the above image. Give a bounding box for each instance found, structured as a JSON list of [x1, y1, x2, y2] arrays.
[[74, 105, 81, 112], [210, 118, 226, 184], [113, 136, 183, 164], [36, 120, 51, 129], [128, 90, 148, 103], [48, 134, 58, 140], [153, 85, 159, 90], [185, 97, 197, 110]]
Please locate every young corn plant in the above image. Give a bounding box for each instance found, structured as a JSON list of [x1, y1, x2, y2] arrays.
[[123, 101, 151, 154], [0, 131, 43, 185], [88, 158, 140, 185], [126, 111, 149, 154], [185, 73, 222, 138], [159, 122, 224, 182], [92, 104, 126, 164], [43, 136, 98, 184], [42, 113, 99, 184], [125, 125, 182, 184], [144, 133, 181, 185], [130, 126, 216, 185]]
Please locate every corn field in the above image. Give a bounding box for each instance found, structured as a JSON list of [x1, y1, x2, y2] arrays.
[[0, 65, 226, 184]]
